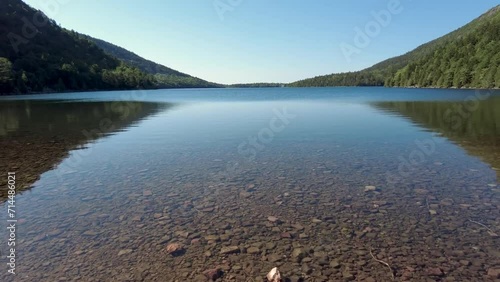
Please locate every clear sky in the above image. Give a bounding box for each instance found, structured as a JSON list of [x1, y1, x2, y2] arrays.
[[23, 0, 500, 84]]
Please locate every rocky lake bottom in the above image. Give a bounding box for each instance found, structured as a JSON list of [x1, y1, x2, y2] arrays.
[[0, 88, 499, 281]]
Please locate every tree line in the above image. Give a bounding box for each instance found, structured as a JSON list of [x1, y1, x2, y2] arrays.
[[0, 0, 220, 95], [291, 6, 500, 89]]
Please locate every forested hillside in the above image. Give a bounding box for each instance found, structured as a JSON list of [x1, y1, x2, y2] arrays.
[[291, 5, 500, 89], [386, 8, 500, 88], [0, 0, 220, 94], [0, 0, 155, 94], [79, 34, 221, 88]]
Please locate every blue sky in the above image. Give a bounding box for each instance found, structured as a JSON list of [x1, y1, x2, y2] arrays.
[[23, 0, 500, 84]]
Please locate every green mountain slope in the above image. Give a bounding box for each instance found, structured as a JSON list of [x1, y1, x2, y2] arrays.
[[79, 34, 221, 88], [0, 0, 157, 94], [0, 0, 220, 94], [291, 5, 500, 89]]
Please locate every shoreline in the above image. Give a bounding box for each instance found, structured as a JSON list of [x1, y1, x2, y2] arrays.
[[1, 85, 499, 97]]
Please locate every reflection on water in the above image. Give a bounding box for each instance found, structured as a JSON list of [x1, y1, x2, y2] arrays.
[[374, 96, 500, 179], [0, 88, 499, 281], [0, 100, 172, 201]]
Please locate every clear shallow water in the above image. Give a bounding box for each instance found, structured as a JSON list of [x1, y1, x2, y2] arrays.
[[0, 87, 499, 281]]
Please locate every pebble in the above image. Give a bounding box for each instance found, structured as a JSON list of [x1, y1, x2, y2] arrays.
[[291, 248, 307, 263], [488, 268, 500, 278], [3, 126, 500, 281], [267, 216, 279, 223], [82, 231, 98, 236], [203, 268, 223, 281], [280, 232, 292, 239], [459, 260, 471, 266], [330, 260, 341, 268], [268, 254, 283, 262], [166, 243, 184, 256], [220, 246, 240, 255], [247, 247, 260, 254], [117, 249, 133, 256], [299, 233, 309, 239], [364, 185, 377, 192], [265, 242, 276, 250], [426, 267, 444, 276]]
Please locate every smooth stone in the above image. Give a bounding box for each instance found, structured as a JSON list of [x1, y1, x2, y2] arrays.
[[267, 216, 279, 223], [205, 235, 220, 241], [268, 254, 283, 262], [203, 268, 223, 280], [220, 246, 240, 255], [302, 257, 312, 263], [291, 248, 307, 262], [165, 243, 184, 256], [247, 247, 260, 254], [330, 260, 341, 268], [280, 232, 292, 239], [487, 268, 500, 278], [265, 242, 277, 250], [343, 271, 355, 281], [459, 260, 471, 266], [158, 235, 171, 244], [364, 185, 377, 192], [426, 267, 444, 276], [313, 251, 327, 258], [301, 264, 313, 275], [82, 231, 98, 236], [118, 249, 133, 256], [239, 191, 252, 198]]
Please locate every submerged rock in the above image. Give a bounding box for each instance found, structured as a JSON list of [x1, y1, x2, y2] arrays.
[[364, 185, 377, 192], [117, 249, 133, 256], [247, 246, 260, 254], [266, 267, 282, 282], [267, 216, 279, 223], [426, 267, 444, 277], [203, 268, 223, 281], [220, 246, 240, 255], [291, 248, 307, 262], [488, 268, 500, 278], [165, 243, 184, 256]]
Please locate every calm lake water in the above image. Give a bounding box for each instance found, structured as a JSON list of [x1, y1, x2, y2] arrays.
[[0, 87, 499, 281]]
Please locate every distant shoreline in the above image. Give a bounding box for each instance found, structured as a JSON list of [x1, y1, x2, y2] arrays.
[[1, 85, 499, 97]]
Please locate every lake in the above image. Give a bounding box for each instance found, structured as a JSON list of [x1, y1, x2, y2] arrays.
[[0, 87, 499, 281]]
